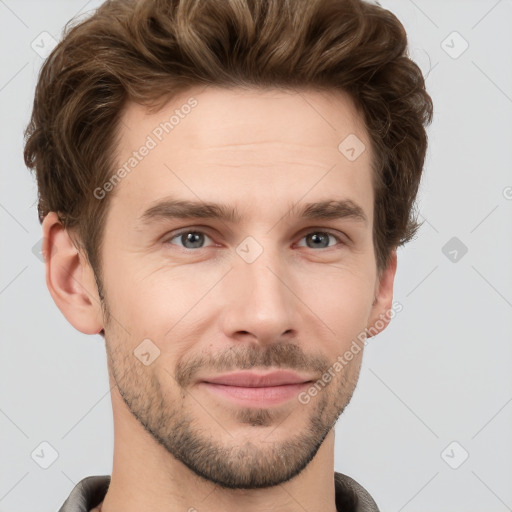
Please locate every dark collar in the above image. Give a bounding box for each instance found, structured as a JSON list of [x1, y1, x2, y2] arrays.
[[58, 472, 379, 512]]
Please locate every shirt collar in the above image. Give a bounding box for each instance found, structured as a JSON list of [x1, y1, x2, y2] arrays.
[[58, 472, 379, 512]]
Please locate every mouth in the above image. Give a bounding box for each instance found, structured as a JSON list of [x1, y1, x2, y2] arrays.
[[198, 370, 314, 407]]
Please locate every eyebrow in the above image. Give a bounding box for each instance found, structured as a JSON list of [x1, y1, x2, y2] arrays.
[[137, 197, 367, 227]]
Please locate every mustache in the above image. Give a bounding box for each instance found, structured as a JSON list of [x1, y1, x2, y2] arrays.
[[175, 343, 330, 388]]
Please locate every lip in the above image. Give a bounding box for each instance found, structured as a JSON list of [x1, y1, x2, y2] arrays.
[[198, 371, 314, 407], [201, 370, 313, 387]]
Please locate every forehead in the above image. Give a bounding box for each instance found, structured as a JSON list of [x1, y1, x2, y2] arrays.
[[109, 85, 374, 224], [120, 85, 368, 153]]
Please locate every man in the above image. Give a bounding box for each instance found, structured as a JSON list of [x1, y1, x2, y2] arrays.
[[23, 0, 433, 510]]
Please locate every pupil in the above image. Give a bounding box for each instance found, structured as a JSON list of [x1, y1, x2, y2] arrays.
[[310, 233, 328, 248], [184, 232, 203, 248]]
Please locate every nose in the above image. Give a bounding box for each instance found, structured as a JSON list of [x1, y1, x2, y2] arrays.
[[219, 246, 298, 345]]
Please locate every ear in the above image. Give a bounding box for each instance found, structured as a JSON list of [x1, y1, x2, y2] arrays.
[[366, 249, 398, 338], [41, 212, 104, 335]]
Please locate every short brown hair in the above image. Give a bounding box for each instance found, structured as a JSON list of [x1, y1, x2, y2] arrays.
[[24, 0, 433, 280]]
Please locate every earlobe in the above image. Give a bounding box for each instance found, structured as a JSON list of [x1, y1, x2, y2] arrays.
[[42, 212, 104, 335], [366, 250, 398, 338]]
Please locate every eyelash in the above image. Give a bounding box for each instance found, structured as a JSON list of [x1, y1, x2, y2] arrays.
[[164, 228, 346, 251]]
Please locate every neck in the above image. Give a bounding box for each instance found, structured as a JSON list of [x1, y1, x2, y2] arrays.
[[100, 386, 338, 512]]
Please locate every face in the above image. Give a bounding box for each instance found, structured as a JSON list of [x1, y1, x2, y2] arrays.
[[97, 86, 390, 489]]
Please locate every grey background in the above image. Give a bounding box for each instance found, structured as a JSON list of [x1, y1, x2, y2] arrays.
[[1, 0, 511, 511]]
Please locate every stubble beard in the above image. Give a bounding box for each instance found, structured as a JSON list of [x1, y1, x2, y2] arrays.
[[104, 312, 361, 489]]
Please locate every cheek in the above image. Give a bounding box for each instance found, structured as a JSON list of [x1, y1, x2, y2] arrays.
[[101, 254, 225, 345], [302, 266, 375, 351], [101, 238, 377, 355]]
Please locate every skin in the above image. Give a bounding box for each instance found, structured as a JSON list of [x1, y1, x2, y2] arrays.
[[43, 86, 397, 512]]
